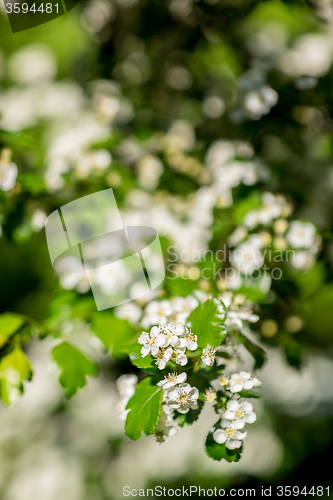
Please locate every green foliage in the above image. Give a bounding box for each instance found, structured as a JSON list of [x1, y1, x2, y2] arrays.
[[238, 332, 267, 370], [91, 313, 133, 359], [188, 299, 227, 349], [125, 377, 162, 441], [52, 342, 99, 398], [0, 348, 32, 406], [205, 429, 242, 462], [174, 400, 204, 427], [0, 312, 25, 348]]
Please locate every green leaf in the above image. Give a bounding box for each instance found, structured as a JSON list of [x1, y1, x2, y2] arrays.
[[0, 348, 32, 406], [237, 390, 260, 399], [188, 299, 227, 349], [125, 377, 162, 440], [174, 400, 204, 427], [91, 313, 133, 359], [205, 429, 243, 462], [0, 313, 25, 348], [52, 342, 99, 398], [238, 333, 267, 369], [130, 352, 155, 369]]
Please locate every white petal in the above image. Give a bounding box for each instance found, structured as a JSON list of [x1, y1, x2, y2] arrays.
[[244, 412, 256, 424], [176, 372, 187, 384], [241, 401, 253, 413], [156, 334, 168, 347], [169, 336, 180, 348], [187, 340, 198, 351], [243, 380, 254, 390], [224, 410, 236, 420], [213, 429, 227, 444], [235, 430, 247, 440], [151, 345, 160, 356], [167, 401, 180, 409], [227, 400, 239, 411], [226, 439, 242, 450], [141, 345, 150, 357], [234, 418, 245, 429], [189, 387, 199, 400], [150, 326, 160, 337], [174, 323, 186, 336], [138, 332, 149, 345]]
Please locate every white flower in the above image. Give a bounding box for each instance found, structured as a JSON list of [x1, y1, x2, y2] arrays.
[[157, 371, 187, 390], [166, 383, 199, 414], [155, 347, 173, 370], [114, 374, 138, 421], [115, 303, 142, 325], [0, 162, 18, 191], [224, 400, 257, 426], [180, 328, 198, 351], [213, 420, 247, 450], [229, 371, 262, 393], [169, 296, 198, 324], [141, 300, 173, 328], [286, 221, 316, 249], [170, 348, 188, 366], [139, 326, 164, 357], [157, 323, 186, 349], [152, 407, 177, 443], [202, 345, 216, 367], [205, 388, 217, 403], [243, 86, 278, 118], [231, 237, 264, 274]]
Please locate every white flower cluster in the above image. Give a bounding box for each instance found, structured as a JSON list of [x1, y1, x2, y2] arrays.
[[286, 220, 321, 270], [141, 296, 198, 329], [218, 371, 262, 393], [202, 344, 216, 367], [114, 374, 138, 421], [158, 372, 199, 414], [139, 323, 198, 370], [213, 400, 257, 450]]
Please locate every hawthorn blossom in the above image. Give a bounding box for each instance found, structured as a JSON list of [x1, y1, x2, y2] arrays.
[[114, 374, 138, 420], [202, 345, 216, 367], [166, 383, 199, 414], [205, 388, 217, 403], [157, 372, 187, 390], [286, 220, 316, 249], [157, 323, 186, 348], [213, 420, 247, 450], [138, 326, 164, 357], [152, 406, 177, 443], [224, 400, 257, 426], [155, 347, 173, 370], [141, 300, 173, 327], [180, 328, 198, 351], [218, 375, 229, 387], [229, 371, 262, 393], [0, 161, 18, 191], [170, 348, 188, 366]]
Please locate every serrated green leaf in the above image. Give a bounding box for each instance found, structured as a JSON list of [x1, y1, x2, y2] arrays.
[[125, 377, 162, 440], [205, 430, 242, 462], [91, 313, 133, 359], [52, 342, 99, 398], [188, 299, 226, 349], [130, 352, 155, 369], [0, 313, 25, 348], [238, 333, 267, 369], [0, 348, 32, 406]]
